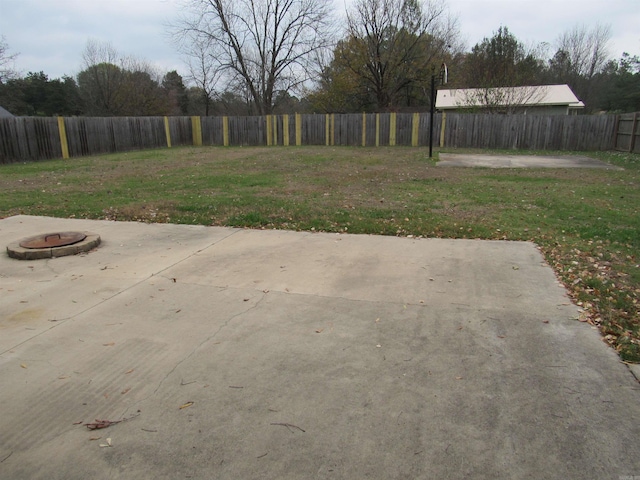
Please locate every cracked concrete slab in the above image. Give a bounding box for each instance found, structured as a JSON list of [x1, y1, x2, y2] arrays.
[[437, 153, 623, 169], [0, 215, 638, 479]]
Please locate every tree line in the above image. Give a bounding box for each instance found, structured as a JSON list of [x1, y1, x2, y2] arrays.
[[1, 0, 639, 117]]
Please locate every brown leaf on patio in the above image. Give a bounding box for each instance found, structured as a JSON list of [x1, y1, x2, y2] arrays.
[[85, 419, 122, 430]]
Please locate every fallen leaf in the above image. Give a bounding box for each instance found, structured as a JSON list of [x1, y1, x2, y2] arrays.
[[85, 419, 121, 430], [542, 320, 550, 324], [315, 329, 324, 333], [89, 436, 101, 441], [20, 364, 27, 369], [121, 387, 131, 395], [99, 438, 112, 447], [58, 375, 69, 379], [179, 401, 194, 410], [103, 342, 115, 347], [455, 376, 463, 380], [124, 369, 134, 374]]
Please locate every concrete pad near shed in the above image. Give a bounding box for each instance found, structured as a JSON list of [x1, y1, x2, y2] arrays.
[[438, 153, 623, 169], [0, 215, 639, 480]]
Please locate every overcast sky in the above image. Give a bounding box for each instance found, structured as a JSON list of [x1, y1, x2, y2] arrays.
[[1, 0, 639, 82]]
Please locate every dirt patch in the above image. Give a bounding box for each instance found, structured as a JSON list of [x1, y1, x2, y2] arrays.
[[438, 153, 623, 169]]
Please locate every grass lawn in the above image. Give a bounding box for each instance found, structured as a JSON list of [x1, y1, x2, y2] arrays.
[[1, 146, 638, 362]]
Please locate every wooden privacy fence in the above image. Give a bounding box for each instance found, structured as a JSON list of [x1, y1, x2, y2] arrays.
[[0, 112, 619, 164], [614, 112, 640, 153]]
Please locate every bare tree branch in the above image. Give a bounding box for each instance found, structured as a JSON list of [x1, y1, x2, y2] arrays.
[[556, 23, 612, 80], [170, 0, 335, 114], [0, 36, 20, 83], [341, 0, 459, 110]]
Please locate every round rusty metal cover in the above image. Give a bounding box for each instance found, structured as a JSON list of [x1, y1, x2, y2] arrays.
[[19, 232, 87, 249]]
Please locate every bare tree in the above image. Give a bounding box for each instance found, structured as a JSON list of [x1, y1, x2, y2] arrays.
[[78, 39, 125, 115], [78, 39, 169, 116], [183, 35, 221, 116], [551, 23, 611, 111], [340, 0, 459, 111], [555, 23, 612, 81], [0, 36, 19, 83], [171, 0, 334, 115]]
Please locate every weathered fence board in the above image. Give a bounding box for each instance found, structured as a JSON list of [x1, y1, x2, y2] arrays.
[[443, 113, 617, 151], [0, 117, 61, 163], [614, 113, 639, 153], [0, 112, 624, 164]]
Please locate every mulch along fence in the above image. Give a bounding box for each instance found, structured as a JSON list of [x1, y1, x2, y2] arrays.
[[0, 112, 627, 164]]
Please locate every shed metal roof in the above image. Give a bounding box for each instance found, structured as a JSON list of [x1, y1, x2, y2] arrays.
[[436, 84, 584, 110], [0, 105, 15, 117]]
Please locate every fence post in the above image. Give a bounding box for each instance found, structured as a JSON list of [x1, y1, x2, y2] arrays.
[[295, 113, 302, 146], [390, 113, 396, 146], [331, 114, 335, 146], [164, 116, 172, 148], [411, 113, 419, 147], [375, 113, 380, 147], [439, 112, 446, 148], [266, 115, 272, 146], [57, 117, 69, 159], [325, 114, 330, 146], [362, 112, 366, 147], [630, 112, 639, 153], [191, 116, 202, 146], [272, 115, 278, 146], [223, 116, 229, 146], [283, 115, 290, 146]]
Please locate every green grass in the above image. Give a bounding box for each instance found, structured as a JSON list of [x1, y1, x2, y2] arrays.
[[1, 146, 638, 361]]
